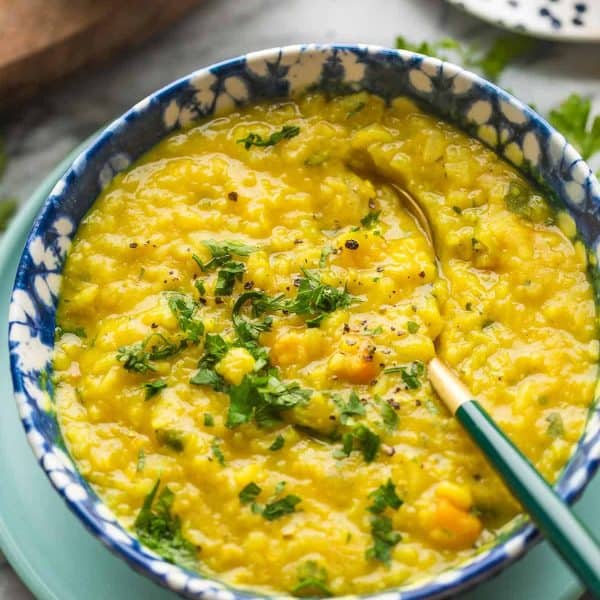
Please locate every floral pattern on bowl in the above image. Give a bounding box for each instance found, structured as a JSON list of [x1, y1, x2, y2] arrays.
[[8, 44, 600, 599]]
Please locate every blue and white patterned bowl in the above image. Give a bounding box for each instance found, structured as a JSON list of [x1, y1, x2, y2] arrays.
[[8, 44, 600, 599]]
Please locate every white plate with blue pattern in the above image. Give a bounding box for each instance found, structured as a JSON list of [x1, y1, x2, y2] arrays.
[[447, 0, 600, 41]]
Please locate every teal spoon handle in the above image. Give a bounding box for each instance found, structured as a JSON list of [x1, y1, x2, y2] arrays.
[[428, 358, 600, 596]]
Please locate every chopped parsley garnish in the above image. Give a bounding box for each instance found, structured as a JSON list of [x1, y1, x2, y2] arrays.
[[476, 34, 537, 82], [286, 270, 358, 327], [504, 182, 551, 223], [261, 494, 302, 521], [335, 390, 366, 425], [407, 321, 419, 334], [380, 399, 398, 431], [144, 379, 167, 400], [193, 241, 254, 295], [117, 341, 156, 373], [366, 514, 402, 565], [195, 279, 206, 296], [203, 413, 214, 427], [55, 325, 87, 338], [190, 334, 229, 391], [304, 151, 329, 166], [384, 361, 425, 390], [231, 291, 287, 341], [237, 125, 300, 150], [167, 293, 204, 343], [546, 412, 565, 438], [156, 429, 185, 452], [368, 479, 403, 514], [226, 372, 311, 428], [196, 240, 255, 270], [548, 94, 600, 161], [360, 210, 381, 228], [292, 561, 332, 597], [190, 367, 227, 391], [134, 480, 198, 569], [337, 424, 380, 462], [242, 482, 301, 520], [239, 482, 262, 504], [319, 246, 333, 268], [136, 449, 146, 473], [215, 260, 246, 296], [347, 101, 366, 119], [211, 438, 225, 465], [117, 333, 185, 373], [269, 434, 285, 451]]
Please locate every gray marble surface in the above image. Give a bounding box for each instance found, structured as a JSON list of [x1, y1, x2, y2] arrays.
[[0, 0, 598, 597]]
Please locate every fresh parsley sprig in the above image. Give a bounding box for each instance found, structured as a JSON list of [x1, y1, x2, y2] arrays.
[[548, 94, 600, 161]]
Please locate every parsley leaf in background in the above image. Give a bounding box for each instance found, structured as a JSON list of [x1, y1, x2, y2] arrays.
[[0, 198, 16, 232], [548, 94, 600, 161], [134, 480, 198, 570], [0, 137, 18, 232], [395, 33, 537, 82]]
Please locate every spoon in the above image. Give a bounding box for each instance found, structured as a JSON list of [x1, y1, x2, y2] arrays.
[[392, 183, 600, 595]]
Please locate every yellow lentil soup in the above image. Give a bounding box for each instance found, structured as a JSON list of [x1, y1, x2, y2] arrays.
[[53, 92, 598, 596]]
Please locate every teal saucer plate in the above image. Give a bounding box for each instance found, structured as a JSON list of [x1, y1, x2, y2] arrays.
[[0, 139, 597, 600]]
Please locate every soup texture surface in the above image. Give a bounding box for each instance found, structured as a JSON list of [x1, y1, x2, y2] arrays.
[[53, 92, 598, 596]]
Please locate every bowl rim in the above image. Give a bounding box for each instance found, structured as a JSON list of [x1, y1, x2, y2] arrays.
[[7, 43, 600, 600]]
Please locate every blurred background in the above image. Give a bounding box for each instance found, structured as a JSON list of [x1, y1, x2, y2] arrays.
[[0, 0, 599, 597]]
